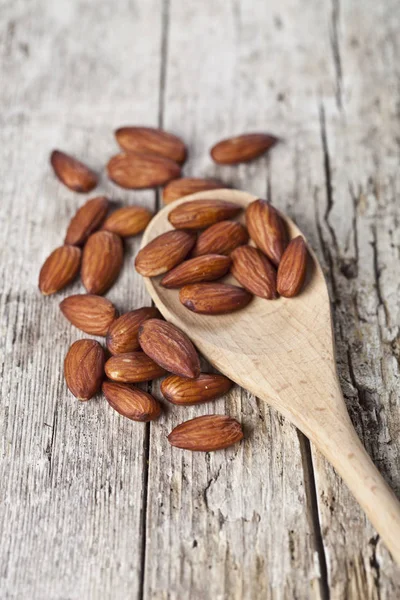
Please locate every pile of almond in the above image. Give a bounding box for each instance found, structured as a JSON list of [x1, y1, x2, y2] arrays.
[[39, 127, 308, 452]]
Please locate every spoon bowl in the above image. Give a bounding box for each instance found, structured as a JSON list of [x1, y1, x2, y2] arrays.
[[142, 189, 400, 563]]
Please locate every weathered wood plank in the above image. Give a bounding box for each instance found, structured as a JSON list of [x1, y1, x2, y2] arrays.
[[0, 1, 163, 598]]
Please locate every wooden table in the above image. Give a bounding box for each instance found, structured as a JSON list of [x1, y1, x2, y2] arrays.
[[1, 1, 400, 598]]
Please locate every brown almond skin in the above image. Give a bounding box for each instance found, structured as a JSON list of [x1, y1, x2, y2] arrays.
[[50, 150, 97, 192], [210, 133, 278, 165], [163, 178, 226, 204], [179, 283, 252, 315], [135, 230, 196, 277], [161, 373, 233, 406], [107, 152, 181, 189], [65, 196, 109, 246], [231, 246, 278, 299], [60, 294, 117, 336], [138, 319, 200, 379], [115, 127, 187, 165], [168, 415, 244, 451], [168, 199, 241, 230], [101, 206, 153, 237], [105, 352, 166, 383], [246, 200, 287, 266], [106, 307, 160, 354], [192, 221, 249, 257], [64, 339, 105, 401], [161, 254, 231, 288], [277, 236, 308, 297], [81, 231, 124, 295], [103, 381, 161, 422], [39, 245, 81, 295]]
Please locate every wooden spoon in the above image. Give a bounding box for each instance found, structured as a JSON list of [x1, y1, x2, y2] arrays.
[[141, 188, 400, 563]]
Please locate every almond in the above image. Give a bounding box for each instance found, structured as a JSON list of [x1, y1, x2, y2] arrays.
[[105, 352, 166, 383], [168, 415, 243, 451], [103, 381, 161, 422], [230, 246, 278, 299], [161, 373, 233, 406], [107, 152, 181, 189], [277, 236, 308, 297], [101, 206, 153, 237], [50, 150, 97, 192], [138, 319, 200, 379], [106, 307, 160, 354], [81, 231, 124, 295], [115, 126, 187, 165], [179, 283, 252, 315], [39, 245, 81, 295], [168, 199, 241, 230], [60, 294, 117, 336], [161, 254, 231, 288], [65, 196, 109, 246], [162, 177, 226, 204], [135, 230, 196, 277], [192, 221, 249, 257], [64, 339, 105, 401], [246, 199, 287, 266], [210, 133, 278, 164]]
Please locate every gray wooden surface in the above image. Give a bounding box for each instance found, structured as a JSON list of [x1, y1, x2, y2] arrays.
[[1, 1, 400, 598]]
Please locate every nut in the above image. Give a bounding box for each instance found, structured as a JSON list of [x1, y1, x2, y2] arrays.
[[39, 245, 81, 295], [115, 126, 187, 165], [81, 230, 124, 295], [65, 196, 109, 246], [161, 254, 231, 288], [162, 177, 226, 204], [246, 199, 287, 266], [277, 236, 308, 297], [60, 294, 117, 336], [138, 319, 201, 379], [50, 150, 97, 192], [210, 133, 278, 165], [106, 307, 160, 354], [179, 283, 252, 315], [64, 339, 105, 400], [230, 245, 278, 299], [135, 230, 196, 277], [168, 199, 241, 230], [103, 381, 161, 422], [192, 221, 249, 257], [107, 152, 181, 189], [161, 373, 233, 405], [105, 352, 166, 382], [101, 206, 153, 237], [168, 415, 244, 451]]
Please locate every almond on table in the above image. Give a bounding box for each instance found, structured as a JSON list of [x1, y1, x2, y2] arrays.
[[101, 206, 153, 237], [138, 319, 201, 379], [39, 245, 81, 296], [168, 415, 244, 451], [106, 307, 160, 354], [64, 339, 105, 401], [231, 245, 278, 299], [179, 283, 252, 315], [161, 373, 233, 406], [246, 199, 287, 266], [65, 196, 109, 246], [160, 254, 231, 288], [103, 381, 161, 422], [115, 126, 187, 165], [210, 133, 278, 165], [168, 199, 241, 230], [192, 221, 249, 257], [107, 152, 181, 189], [135, 230, 196, 277], [81, 230, 124, 295], [60, 294, 117, 336], [162, 177, 226, 204], [277, 236, 308, 297], [50, 150, 97, 193], [105, 352, 166, 383]]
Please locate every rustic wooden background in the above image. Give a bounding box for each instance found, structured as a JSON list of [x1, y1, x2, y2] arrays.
[[1, 1, 400, 598]]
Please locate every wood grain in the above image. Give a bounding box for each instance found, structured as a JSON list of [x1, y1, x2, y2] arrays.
[[1, 0, 400, 598]]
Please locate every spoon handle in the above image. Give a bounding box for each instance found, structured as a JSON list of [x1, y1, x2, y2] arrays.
[[306, 406, 400, 564]]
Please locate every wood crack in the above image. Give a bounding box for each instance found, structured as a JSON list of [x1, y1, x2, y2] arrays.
[[330, 0, 343, 111]]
